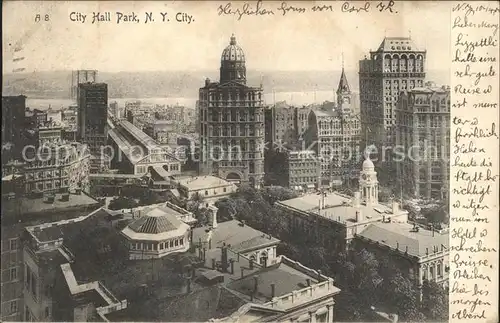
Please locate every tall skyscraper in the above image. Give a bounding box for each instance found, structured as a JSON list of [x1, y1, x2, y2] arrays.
[[198, 35, 265, 188], [396, 83, 450, 199], [77, 83, 108, 172], [2, 95, 26, 161], [71, 70, 98, 101], [359, 37, 426, 175]]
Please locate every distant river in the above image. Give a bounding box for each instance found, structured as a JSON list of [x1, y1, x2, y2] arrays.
[[26, 90, 342, 111]]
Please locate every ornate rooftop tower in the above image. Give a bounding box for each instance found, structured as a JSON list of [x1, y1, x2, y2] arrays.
[[220, 34, 246, 84]]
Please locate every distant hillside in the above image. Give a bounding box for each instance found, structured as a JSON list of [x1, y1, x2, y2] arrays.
[[2, 69, 450, 99]]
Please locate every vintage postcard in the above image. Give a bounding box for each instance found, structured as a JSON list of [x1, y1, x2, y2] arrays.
[[2, 1, 498, 322]]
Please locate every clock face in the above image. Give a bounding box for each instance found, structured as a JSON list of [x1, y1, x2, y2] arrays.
[[362, 173, 368, 180]]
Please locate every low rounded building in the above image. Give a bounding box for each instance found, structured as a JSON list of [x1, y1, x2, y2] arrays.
[[121, 207, 191, 260]]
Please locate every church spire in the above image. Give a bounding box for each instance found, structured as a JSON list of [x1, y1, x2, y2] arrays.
[[337, 67, 350, 95]]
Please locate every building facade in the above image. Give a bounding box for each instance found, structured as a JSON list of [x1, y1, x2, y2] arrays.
[[2, 95, 27, 160], [12, 142, 91, 194], [198, 35, 265, 188], [0, 192, 100, 322], [359, 37, 426, 166], [174, 175, 237, 206], [285, 150, 320, 191], [265, 102, 298, 148], [77, 82, 108, 166], [143, 120, 176, 144], [395, 84, 451, 199], [295, 106, 313, 141], [304, 70, 361, 187], [38, 124, 63, 146], [276, 158, 408, 252]]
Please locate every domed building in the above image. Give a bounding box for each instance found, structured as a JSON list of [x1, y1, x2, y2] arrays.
[[198, 35, 265, 188], [220, 35, 246, 84], [121, 208, 191, 260]]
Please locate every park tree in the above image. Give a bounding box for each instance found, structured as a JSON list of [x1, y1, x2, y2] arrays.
[[260, 185, 298, 205], [378, 185, 394, 203], [421, 280, 449, 321], [108, 196, 139, 210]]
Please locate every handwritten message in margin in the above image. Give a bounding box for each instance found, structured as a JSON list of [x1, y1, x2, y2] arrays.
[[450, 2, 499, 322]]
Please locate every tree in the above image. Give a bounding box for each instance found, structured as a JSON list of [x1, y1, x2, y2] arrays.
[[334, 290, 365, 322], [421, 202, 449, 225], [421, 280, 449, 321], [384, 272, 423, 321], [261, 186, 298, 205], [378, 185, 393, 203], [108, 196, 139, 210], [186, 192, 205, 213]]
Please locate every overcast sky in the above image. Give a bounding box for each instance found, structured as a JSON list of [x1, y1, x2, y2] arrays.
[[3, 1, 452, 73]]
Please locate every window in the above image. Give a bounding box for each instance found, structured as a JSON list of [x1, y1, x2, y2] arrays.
[[10, 267, 18, 281], [9, 300, 18, 314], [170, 240, 174, 248], [9, 238, 18, 251], [205, 190, 208, 195], [437, 263, 442, 277], [175, 240, 179, 247], [316, 312, 328, 323]]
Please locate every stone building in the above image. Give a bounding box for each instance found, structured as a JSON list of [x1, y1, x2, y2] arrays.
[[198, 35, 265, 188], [304, 69, 361, 187], [359, 37, 426, 174], [395, 83, 450, 199], [276, 157, 407, 252], [285, 150, 320, 192], [20, 204, 341, 322], [0, 191, 100, 322], [6, 142, 91, 194], [77, 83, 108, 173], [275, 158, 449, 289], [2, 95, 27, 160]]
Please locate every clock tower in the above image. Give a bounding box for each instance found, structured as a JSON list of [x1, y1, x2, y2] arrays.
[[359, 156, 378, 205]]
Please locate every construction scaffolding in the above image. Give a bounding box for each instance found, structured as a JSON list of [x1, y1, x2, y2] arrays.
[[71, 70, 98, 100]]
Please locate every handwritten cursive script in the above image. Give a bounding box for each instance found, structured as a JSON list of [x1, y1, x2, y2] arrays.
[[450, 2, 499, 321]]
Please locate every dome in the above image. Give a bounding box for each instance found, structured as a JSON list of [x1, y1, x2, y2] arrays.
[[221, 34, 245, 62], [362, 157, 375, 170], [128, 208, 187, 234]]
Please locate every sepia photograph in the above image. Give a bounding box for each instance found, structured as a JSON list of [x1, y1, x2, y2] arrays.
[[2, 1, 499, 323]]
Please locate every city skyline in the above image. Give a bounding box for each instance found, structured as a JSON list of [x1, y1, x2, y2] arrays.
[[3, 1, 451, 73]]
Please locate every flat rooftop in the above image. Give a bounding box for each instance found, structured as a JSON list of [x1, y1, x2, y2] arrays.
[[1, 192, 100, 226], [193, 220, 280, 254], [176, 175, 235, 191], [358, 221, 449, 258], [277, 192, 406, 225], [33, 210, 336, 322]]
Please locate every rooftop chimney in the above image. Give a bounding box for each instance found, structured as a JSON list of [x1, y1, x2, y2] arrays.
[[241, 268, 245, 278], [306, 278, 311, 286], [356, 210, 363, 223], [211, 258, 216, 269], [392, 200, 399, 214], [317, 269, 322, 281], [221, 244, 228, 273], [253, 276, 259, 298], [353, 191, 361, 208], [209, 205, 218, 228], [249, 258, 254, 270], [271, 283, 276, 298], [230, 259, 235, 274]]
